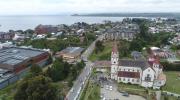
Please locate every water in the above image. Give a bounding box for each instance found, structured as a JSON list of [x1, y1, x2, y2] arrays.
[[0, 15, 125, 32]]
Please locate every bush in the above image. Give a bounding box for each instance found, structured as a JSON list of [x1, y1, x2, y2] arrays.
[[161, 61, 180, 71]]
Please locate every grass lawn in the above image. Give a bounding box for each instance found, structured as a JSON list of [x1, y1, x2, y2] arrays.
[[80, 80, 100, 100], [89, 41, 113, 62], [162, 71, 180, 94], [0, 82, 18, 100], [118, 83, 148, 98], [161, 95, 179, 100]]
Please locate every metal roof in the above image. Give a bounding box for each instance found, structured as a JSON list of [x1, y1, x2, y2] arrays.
[[60, 47, 84, 55], [0, 47, 46, 66]]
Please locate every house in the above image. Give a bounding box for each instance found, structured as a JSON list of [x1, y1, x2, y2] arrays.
[[13, 33, 25, 41], [0, 41, 13, 49], [111, 43, 166, 89], [35, 25, 58, 34], [0, 32, 15, 41], [55, 47, 84, 63], [150, 47, 175, 59], [94, 61, 111, 72]]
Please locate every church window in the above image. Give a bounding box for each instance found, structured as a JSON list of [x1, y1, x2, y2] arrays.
[[137, 79, 139, 82], [145, 74, 151, 81]]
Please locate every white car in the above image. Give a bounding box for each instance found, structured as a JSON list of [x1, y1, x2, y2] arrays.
[[109, 86, 113, 91], [102, 97, 106, 100], [70, 88, 74, 92]]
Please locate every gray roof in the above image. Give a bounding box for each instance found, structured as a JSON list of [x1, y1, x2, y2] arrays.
[[0, 47, 46, 66], [60, 47, 84, 55], [0, 32, 6, 35], [119, 59, 151, 70]]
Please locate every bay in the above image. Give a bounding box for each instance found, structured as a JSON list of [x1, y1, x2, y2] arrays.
[[0, 15, 125, 31]]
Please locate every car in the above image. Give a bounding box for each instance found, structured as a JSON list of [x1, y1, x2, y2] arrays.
[[101, 85, 104, 88], [70, 88, 74, 92], [109, 86, 113, 91], [102, 97, 106, 100], [122, 92, 129, 97], [100, 94, 104, 98]]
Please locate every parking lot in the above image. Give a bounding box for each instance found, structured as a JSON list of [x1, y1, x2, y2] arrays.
[[98, 72, 145, 100]]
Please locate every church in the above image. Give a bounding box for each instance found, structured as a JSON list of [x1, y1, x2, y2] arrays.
[[110, 43, 166, 89]]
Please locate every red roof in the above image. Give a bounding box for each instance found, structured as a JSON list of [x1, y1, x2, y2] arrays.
[[118, 71, 140, 78], [94, 61, 111, 68]]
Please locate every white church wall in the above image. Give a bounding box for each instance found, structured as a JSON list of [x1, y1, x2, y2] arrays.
[[118, 77, 141, 84], [141, 67, 155, 87]]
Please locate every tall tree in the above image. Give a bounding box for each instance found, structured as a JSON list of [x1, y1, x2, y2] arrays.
[[14, 75, 58, 100], [30, 64, 42, 76]]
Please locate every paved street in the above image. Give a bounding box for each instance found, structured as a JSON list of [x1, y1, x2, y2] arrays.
[[66, 35, 104, 100]]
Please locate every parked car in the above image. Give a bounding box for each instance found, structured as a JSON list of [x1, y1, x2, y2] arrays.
[[109, 86, 113, 91], [121, 91, 129, 97], [122, 92, 129, 97]]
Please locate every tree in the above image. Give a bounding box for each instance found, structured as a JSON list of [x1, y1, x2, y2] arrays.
[[14, 75, 58, 100], [118, 40, 131, 57], [45, 58, 70, 82], [30, 64, 42, 76], [95, 40, 104, 54]]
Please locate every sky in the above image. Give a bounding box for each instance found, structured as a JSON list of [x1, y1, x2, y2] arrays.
[[0, 0, 180, 15]]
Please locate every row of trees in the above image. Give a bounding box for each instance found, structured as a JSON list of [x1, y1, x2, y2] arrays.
[[21, 33, 96, 53], [45, 58, 85, 83]]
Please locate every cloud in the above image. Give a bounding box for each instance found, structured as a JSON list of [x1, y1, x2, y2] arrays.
[[0, 0, 179, 15]]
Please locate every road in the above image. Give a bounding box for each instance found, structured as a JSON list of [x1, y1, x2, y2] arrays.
[[66, 34, 104, 100]]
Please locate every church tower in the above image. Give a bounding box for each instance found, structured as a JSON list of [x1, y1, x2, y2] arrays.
[[111, 42, 119, 80], [152, 56, 162, 79]]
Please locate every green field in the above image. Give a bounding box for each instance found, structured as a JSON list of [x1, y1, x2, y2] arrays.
[[118, 83, 148, 98], [80, 80, 100, 100], [89, 41, 113, 62], [162, 71, 180, 94], [0, 82, 18, 100]]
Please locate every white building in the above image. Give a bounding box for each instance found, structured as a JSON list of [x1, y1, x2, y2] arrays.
[[0, 41, 13, 49], [111, 43, 166, 89]]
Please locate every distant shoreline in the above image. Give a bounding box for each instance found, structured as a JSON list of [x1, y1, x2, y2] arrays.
[[71, 13, 180, 18]]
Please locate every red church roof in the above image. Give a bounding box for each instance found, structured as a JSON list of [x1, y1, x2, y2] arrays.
[[118, 71, 140, 78]]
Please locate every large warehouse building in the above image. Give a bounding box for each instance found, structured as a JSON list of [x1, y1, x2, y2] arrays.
[[0, 47, 49, 73], [0, 47, 50, 89]]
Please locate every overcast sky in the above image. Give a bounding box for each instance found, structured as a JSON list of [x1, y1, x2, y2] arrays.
[[0, 0, 180, 15]]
